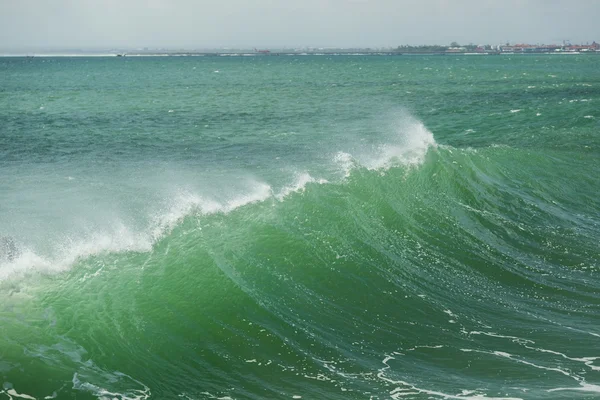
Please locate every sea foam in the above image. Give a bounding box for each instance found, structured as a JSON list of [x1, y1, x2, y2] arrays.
[[0, 181, 274, 282], [334, 113, 436, 173], [0, 174, 330, 282]]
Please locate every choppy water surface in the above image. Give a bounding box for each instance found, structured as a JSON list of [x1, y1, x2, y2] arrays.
[[1, 55, 599, 399]]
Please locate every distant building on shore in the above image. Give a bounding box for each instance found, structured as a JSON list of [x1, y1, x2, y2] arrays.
[[499, 41, 599, 53]]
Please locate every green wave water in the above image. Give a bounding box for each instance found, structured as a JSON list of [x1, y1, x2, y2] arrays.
[[1, 55, 599, 399]]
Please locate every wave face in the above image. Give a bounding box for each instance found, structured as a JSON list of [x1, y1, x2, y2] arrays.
[[1, 55, 600, 399]]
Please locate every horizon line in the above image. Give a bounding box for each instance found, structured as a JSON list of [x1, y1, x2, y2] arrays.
[[2, 40, 598, 53]]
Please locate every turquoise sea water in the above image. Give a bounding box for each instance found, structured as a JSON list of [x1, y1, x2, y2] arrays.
[[0, 54, 599, 399]]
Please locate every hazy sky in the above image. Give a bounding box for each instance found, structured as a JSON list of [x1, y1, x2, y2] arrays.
[[1, 0, 598, 50]]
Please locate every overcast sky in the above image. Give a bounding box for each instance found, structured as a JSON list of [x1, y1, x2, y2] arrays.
[[0, 0, 598, 50]]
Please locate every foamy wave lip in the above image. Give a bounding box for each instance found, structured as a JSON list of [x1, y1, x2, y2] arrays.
[[334, 118, 436, 173], [364, 122, 435, 170], [275, 173, 328, 201], [0, 248, 53, 282], [223, 181, 273, 212], [334, 151, 356, 178], [149, 191, 209, 242], [148, 181, 274, 241], [1, 116, 436, 281], [0, 183, 278, 282], [0, 225, 154, 282]]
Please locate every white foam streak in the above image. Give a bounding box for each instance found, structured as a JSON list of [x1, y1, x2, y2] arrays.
[[377, 353, 522, 400], [548, 383, 600, 393], [460, 348, 584, 383], [0, 389, 36, 400], [72, 372, 151, 400], [377, 354, 522, 400], [467, 330, 600, 372]]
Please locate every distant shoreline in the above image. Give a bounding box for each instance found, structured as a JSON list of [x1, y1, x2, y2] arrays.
[[4, 40, 599, 58], [2, 50, 600, 57]]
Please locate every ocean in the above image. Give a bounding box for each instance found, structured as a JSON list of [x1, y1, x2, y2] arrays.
[[0, 54, 599, 399]]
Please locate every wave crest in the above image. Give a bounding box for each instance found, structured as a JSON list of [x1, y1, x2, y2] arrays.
[[334, 113, 436, 173]]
